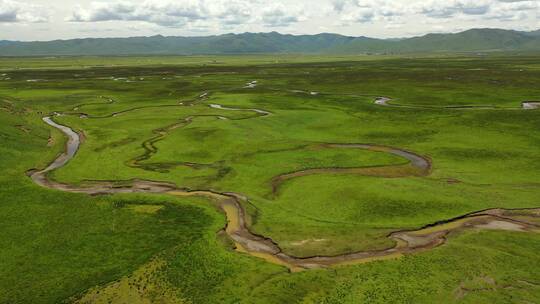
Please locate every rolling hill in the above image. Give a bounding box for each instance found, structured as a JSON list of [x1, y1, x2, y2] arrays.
[[0, 28, 539, 56]]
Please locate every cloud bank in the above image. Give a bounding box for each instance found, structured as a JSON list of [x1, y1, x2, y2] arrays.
[[67, 0, 305, 28], [64, 0, 540, 31], [0, 0, 537, 41], [0, 0, 49, 23]]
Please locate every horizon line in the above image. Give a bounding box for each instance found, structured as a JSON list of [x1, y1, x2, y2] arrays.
[[2, 27, 538, 43]]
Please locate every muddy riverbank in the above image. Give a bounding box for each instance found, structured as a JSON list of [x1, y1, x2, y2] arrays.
[[374, 97, 540, 110], [271, 143, 431, 196], [29, 115, 539, 271]]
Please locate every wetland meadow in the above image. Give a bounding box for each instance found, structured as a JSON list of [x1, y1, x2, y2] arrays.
[[1, 54, 539, 303]]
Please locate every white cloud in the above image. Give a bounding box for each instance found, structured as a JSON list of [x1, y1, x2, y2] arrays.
[[68, 1, 209, 27], [416, 0, 492, 18], [68, 0, 307, 29], [486, 10, 529, 21], [0, 0, 49, 23], [1, 0, 539, 41], [261, 4, 307, 27], [496, 0, 538, 11], [209, 1, 252, 25], [63, 0, 540, 33], [496, 0, 537, 2], [332, 0, 350, 12], [483, 0, 537, 21], [335, 0, 406, 24], [342, 7, 375, 23]]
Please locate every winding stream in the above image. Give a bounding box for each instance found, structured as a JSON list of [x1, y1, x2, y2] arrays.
[[374, 97, 540, 110], [271, 143, 431, 196], [209, 103, 271, 115], [29, 114, 539, 271]]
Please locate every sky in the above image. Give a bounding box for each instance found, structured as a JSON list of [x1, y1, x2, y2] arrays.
[[0, 0, 538, 41]]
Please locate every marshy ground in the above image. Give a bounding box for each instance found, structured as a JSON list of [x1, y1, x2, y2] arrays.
[[1, 54, 539, 303]]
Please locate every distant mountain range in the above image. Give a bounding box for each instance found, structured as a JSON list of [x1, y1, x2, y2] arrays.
[[1, 28, 539, 56]]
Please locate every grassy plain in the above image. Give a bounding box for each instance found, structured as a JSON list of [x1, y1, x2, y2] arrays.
[[0, 55, 539, 303]]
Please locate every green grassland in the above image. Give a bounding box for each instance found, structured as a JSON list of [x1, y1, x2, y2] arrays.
[[0, 55, 539, 303], [0, 54, 399, 71]]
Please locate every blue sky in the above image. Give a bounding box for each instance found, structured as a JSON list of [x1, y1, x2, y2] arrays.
[[0, 0, 538, 41]]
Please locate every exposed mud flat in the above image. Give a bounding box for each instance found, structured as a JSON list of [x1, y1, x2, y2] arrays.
[[244, 80, 258, 88], [474, 220, 525, 231], [30, 115, 539, 271], [287, 90, 319, 96], [374, 97, 391, 106], [375, 97, 540, 110], [290, 239, 327, 246], [522, 102, 540, 109], [209, 103, 271, 116]]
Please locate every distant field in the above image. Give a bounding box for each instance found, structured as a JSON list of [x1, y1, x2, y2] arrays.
[[0, 54, 402, 70], [0, 55, 539, 303], [0, 52, 533, 70]]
